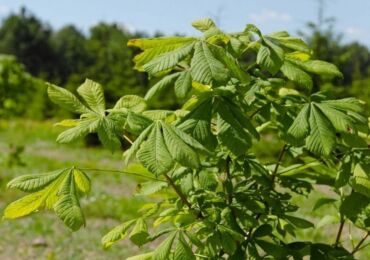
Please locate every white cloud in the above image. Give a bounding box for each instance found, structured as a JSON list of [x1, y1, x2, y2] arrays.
[[0, 4, 9, 15], [344, 26, 365, 38], [249, 10, 292, 24]]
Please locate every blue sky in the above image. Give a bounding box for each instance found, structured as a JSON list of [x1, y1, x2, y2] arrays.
[[0, 0, 369, 45]]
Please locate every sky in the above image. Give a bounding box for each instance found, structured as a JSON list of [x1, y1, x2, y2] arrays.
[[0, 0, 369, 45]]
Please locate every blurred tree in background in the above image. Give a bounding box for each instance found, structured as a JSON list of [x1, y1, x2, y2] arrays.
[[0, 7, 369, 118]]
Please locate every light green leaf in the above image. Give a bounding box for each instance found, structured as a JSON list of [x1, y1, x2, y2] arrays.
[[101, 220, 136, 248], [129, 218, 149, 246], [174, 233, 195, 260], [190, 41, 228, 84], [47, 84, 90, 114], [145, 73, 181, 101], [143, 43, 194, 75], [113, 95, 147, 113], [7, 169, 65, 192], [73, 168, 91, 193], [300, 60, 342, 78], [306, 104, 336, 156], [174, 71, 192, 99], [281, 61, 313, 89], [153, 231, 177, 260], [123, 124, 154, 166], [77, 79, 106, 115], [54, 173, 85, 231], [287, 104, 310, 145], [191, 18, 216, 32]]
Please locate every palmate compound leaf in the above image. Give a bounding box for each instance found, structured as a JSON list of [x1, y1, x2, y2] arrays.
[[287, 97, 366, 156], [48, 81, 138, 151], [4, 167, 90, 231], [135, 121, 206, 175], [153, 231, 177, 260]]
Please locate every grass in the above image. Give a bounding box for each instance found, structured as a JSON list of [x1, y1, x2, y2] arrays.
[[0, 119, 369, 259], [0, 119, 151, 259]]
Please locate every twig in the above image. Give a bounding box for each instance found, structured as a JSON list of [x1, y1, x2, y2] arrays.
[[335, 218, 345, 246], [352, 231, 370, 255], [271, 144, 288, 184], [164, 173, 204, 219]]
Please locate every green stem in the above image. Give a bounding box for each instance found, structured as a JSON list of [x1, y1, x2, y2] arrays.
[[79, 168, 165, 182]]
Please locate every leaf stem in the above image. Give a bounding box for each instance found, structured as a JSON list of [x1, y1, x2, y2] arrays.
[[79, 168, 165, 182], [352, 231, 370, 255]]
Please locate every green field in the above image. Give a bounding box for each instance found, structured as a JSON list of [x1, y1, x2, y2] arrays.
[[0, 120, 369, 259]]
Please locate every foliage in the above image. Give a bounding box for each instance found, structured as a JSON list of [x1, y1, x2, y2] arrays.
[[0, 55, 47, 118], [4, 18, 370, 259]]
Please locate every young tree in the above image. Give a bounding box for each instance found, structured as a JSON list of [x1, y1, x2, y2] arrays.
[[3, 18, 370, 259]]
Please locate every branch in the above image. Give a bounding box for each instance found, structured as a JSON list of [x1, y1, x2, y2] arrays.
[[271, 144, 288, 184], [352, 231, 370, 255], [335, 218, 345, 246], [164, 173, 204, 219]]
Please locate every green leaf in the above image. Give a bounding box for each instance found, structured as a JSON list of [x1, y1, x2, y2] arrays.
[[300, 60, 342, 78], [313, 197, 337, 211], [129, 218, 149, 246], [113, 95, 147, 113], [281, 61, 313, 89], [7, 169, 65, 192], [143, 43, 194, 75], [306, 104, 336, 156], [123, 124, 154, 166], [287, 104, 310, 145], [153, 231, 177, 260], [4, 191, 46, 219], [285, 215, 314, 229], [126, 111, 153, 135], [191, 18, 216, 32], [257, 39, 284, 75], [97, 117, 122, 151], [190, 41, 228, 84], [136, 181, 168, 195], [161, 122, 200, 169], [267, 33, 310, 53], [127, 253, 153, 260], [174, 233, 195, 260], [174, 71, 192, 99], [54, 173, 85, 231], [101, 220, 136, 248], [129, 37, 196, 71], [73, 168, 91, 193], [56, 117, 100, 144], [137, 122, 174, 175], [47, 84, 90, 114], [145, 73, 180, 101], [178, 99, 216, 150], [77, 79, 106, 115], [352, 164, 370, 197]]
